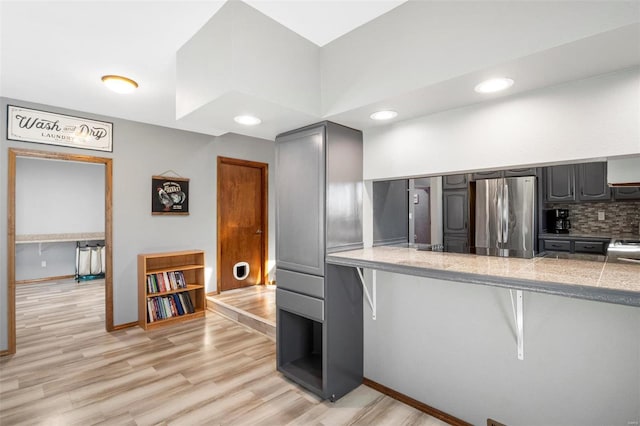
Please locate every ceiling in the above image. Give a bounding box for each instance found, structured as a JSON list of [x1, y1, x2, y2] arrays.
[[1, 1, 638, 141]]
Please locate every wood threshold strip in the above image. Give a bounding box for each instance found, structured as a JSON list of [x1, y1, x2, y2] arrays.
[[363, 378, 472, 426], [16, 275, 75, 285]]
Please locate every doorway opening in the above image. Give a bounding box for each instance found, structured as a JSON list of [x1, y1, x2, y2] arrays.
[[6, 148, 113, 355], [216, 156, 268, 293]]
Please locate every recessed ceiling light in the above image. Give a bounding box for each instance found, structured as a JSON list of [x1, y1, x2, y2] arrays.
[[370, 110, 398, 121], [101, 75, 138, 94], [474, 78, 514, 94], [234, 115, 262, 126]]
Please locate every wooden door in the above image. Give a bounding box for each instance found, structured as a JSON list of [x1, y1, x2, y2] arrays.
[[217, 157, 268, 292]]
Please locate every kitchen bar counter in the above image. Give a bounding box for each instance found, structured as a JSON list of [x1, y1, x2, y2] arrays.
[[326, 246, 640, 307]]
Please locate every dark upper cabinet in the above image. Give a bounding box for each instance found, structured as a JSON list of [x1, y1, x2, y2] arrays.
[[473, 168, 537, 181], [443, 174, 468, 189], [504, 167, 537, 177], [613, 186, 640, 200], [545, 165, 576, 203], [472, 170, 502, 180], [577, 163, 611, 201], [276, 125, 326, 276], [275, 122, 363, 275], [443, 189, 469, 234]]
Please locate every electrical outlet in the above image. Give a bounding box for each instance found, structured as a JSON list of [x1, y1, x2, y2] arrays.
[[598, 211, 605, 221], [41, 260, 46, 268]]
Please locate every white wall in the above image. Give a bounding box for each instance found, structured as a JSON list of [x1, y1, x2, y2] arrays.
[[363, 68, 640, 180], [0, 97, 275, 350], [363, 271, 640, 426]]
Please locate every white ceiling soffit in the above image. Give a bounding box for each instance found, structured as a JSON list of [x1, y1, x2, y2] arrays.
[[177, 0, 640, 140], [328, 23, 640, 131], [244, 0, 407, 46]]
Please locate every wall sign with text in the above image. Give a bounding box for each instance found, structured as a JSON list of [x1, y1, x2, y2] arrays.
[[7, 105, 113, 152]]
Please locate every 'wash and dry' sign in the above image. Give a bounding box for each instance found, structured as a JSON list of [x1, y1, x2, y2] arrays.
[[7, 105, 113, 152]]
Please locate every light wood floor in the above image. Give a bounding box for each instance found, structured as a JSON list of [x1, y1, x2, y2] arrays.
[[211, 285, 276, 323], [1, 279, 447, 425]]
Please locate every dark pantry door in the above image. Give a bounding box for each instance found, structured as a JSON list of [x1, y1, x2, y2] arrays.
[[217, 157, 268, 291]]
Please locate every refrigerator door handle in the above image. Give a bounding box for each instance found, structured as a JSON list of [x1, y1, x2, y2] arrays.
[[503, 183, 509, 244], [496, 185, 503, 243]]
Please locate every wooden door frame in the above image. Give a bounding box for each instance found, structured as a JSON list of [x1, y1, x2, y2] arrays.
[[216, 156, 268, 293], [6, 148, 113, 355]]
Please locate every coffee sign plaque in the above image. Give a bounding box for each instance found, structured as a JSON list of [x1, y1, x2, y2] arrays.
[[7, 105, 113, 152]]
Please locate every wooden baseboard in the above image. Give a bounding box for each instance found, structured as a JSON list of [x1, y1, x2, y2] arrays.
[[16, 275, 75, 285], [112, 321, 138, 331], [363, 378, 472, 426], [0, 349, 13, 357]]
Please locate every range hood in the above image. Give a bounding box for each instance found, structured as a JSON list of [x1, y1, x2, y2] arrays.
[[607, 157, 640, 187]]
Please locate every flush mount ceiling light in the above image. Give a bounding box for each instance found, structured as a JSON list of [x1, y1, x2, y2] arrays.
[[101, 75, 138, 94], [370, 110, 398, 121], [234, 115, 262, 126], [474, 77, 514, 94]]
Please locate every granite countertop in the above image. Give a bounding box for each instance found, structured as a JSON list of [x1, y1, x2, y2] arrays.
[[539, 232, 639, 240], [326, 246, 640, 307], [16, 232, 105, 244]]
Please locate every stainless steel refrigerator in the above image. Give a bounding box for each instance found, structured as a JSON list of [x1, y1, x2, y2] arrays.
[[475, 176, 536, 258]]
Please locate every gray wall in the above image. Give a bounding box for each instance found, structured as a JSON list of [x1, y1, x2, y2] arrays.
[[362, 272, 640, 426], [0, 97, 275, 350]]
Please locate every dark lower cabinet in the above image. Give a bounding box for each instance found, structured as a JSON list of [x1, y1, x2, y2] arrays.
[[276, 264, 363, 401], [444, 235, 469, 253], [540, 239, 571, 252], [574, 241, 607, 254], [540, 237, 609, 255]]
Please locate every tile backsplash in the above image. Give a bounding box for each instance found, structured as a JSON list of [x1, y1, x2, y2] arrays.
[[548, 201, 640, 235]]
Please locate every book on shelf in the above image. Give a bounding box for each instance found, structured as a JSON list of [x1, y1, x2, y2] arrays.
[[146, 291, 195, 321], [147, 271, 189, 294]]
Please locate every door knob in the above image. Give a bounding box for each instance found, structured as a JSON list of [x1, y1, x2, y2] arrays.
[[256, 229, 263, 234]]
